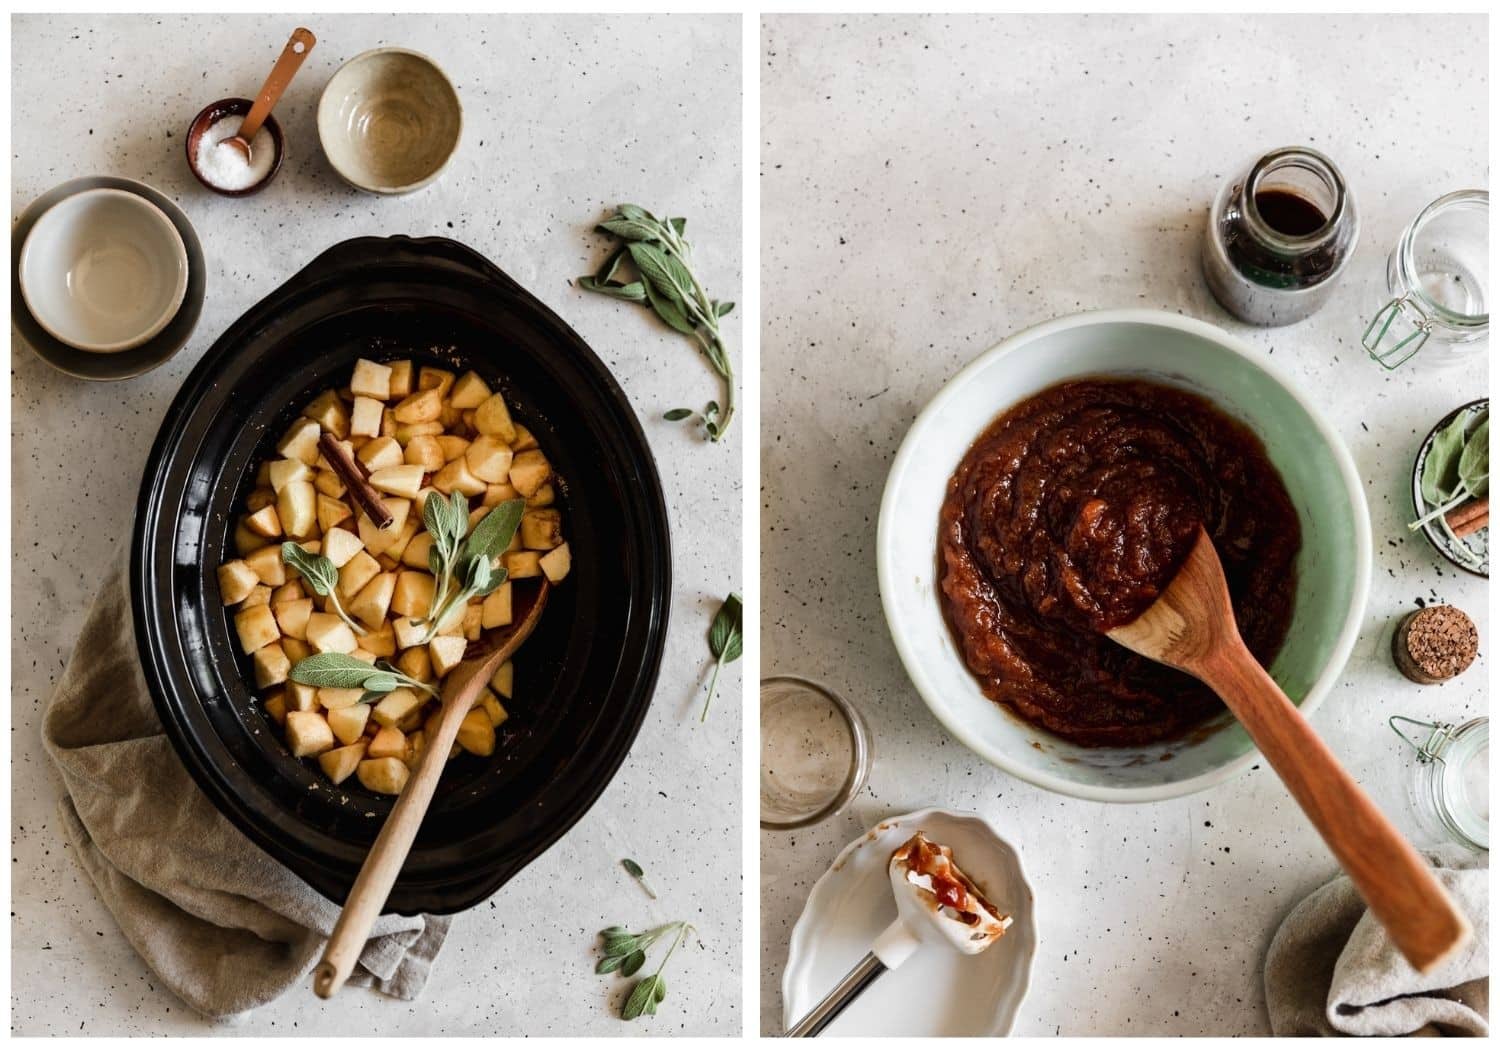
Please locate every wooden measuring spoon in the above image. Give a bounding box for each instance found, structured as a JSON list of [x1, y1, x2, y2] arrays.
[[312, 579, 550, 999], [1108, 527, 1470, 974], [223, 27, 316, 161]]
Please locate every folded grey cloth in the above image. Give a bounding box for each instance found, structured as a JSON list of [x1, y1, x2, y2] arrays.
[[1265, 846, 1488, 1036], [41, 554, 452, 1020]]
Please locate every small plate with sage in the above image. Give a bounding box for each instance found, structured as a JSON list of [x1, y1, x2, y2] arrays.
[[1410, 398, 1488, 577]]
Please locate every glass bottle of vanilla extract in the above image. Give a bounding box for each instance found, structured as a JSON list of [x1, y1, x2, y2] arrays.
[[1203, 146, 1359, 326]]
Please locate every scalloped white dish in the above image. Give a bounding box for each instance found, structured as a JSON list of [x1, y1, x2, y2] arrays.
[[782, 807, 1037, 1037]]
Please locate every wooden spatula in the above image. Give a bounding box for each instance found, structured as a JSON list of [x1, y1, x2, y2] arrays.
[[1108, 527, 1470, 974], [312, 580, 550, 999]]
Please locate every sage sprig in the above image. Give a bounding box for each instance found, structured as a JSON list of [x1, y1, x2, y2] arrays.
[[415, 495, 525, 644], [701, 593, 743, 722], [596, 921, 695, 1020], [1411, 408, 1489, 531], [581, 205, 736, 441], [281, 542, 366, 636], [288, 652, 437, 700]]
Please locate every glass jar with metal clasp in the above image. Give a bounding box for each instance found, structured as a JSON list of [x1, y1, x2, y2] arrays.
[[1389, 715, 1488, 852], [1363, 190, 1489, 369]]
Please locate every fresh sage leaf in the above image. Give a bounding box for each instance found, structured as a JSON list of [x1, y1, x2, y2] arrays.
[[701, 593, 743, 721], [663, 408, 693, 422], [621, 949, 646, 977]]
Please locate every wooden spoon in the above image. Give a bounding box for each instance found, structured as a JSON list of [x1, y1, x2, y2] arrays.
[[223, 27, 316, 161], [1108, 527, 1470, 973], [312, 579, 549, 999]]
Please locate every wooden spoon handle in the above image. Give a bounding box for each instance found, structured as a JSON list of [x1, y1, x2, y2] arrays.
[[1201, 642, 1471, 973], [311, 685, 475, 999], [240, 27, 315, 142]]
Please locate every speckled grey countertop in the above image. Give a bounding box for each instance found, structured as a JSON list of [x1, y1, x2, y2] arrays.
[[761, 13, 1487, 1037], [12, 13, 741, 1036]]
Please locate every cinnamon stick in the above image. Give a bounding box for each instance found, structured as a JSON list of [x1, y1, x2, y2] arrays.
[[318, 433, 393, 530], [1443, 496, 1489, 540]]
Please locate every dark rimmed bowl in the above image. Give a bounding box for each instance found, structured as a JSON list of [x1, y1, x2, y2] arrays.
[[1411, 398, 1489, 578], [131, 236, 671, 913], [185, 97, 285, 197], [11, 176, 206, 380]]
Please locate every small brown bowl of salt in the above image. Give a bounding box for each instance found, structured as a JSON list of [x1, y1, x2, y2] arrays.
[[185, 96, 286, 197]]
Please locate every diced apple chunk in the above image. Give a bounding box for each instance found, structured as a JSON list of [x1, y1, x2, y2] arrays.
[[474, 393, 517, 442], [465, 436, 513, 483], [277, 480, 318, 539], [372, 688, 422, 728], [306, 612, 358, 654], [358, 757, 410, 795], [480, 689, 509, 727], [436, 435, 471, 462], [350, 358, 393, 400], [393, 570, 437, 619], [319, 741, 367, 785], [539, 543, 571, 583], [490, 661, 514, 699], [277, 417, 323, 465], [234, 604, 280, 653], [244, 545, 287, 586], [401, 532, 434, 570], [317, 494, 352, 533], [272, 597, 314, 640], [268, 458, 313, 493], [356, 435, 404, 472], [520, 509, 563, 550], [503, 550, 543, 579], [244, 504, 282, 539], [241, 585, 272, 608], [285, 710, 335, 758], [367, 725, 407, 760], [396, 644, 431, 683], [368, 464, 425, 499], [288, 681, 319, 712], [393, 387, 442, 424], [392, 615, 427, 651], [429, 636, 468, 677], [264, 691, 287, 725], [302, 389, 350, 438], [418, 366, 456, 397], [350, 396, 384, 437], [481, 582, 513, 628], [508, 450, 550, 497], [283, 637, 312, 664], [432, 457, 486, 497], [322, 527, 364, 568], [253, 642, 291, 688], [337, 550, 382, 598], [448, 370, 492, 409], [362, 621, 396, 657], [357, 499, 411, 555], [348, 572, 396, 629], [457, 708, 495, 756], [317, 686, 364, 710], [218, 560, 260, 605], [327, 703, 371, 745], [387, 360, 414, 399]]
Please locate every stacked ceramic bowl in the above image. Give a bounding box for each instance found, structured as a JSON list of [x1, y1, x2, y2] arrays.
[[12, 177, 205, 380]]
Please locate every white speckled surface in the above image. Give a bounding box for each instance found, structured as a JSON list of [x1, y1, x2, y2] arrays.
[[760, 13, 1487, 1037], [12, 13, 741, 1036]]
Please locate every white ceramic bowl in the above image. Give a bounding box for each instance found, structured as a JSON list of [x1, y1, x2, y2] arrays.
[[877, 309, 1371, 803], [782, 808, 1037, 1037], [19, 187, 189, 352]]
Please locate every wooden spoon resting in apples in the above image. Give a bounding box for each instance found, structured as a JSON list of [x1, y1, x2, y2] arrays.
[[1108, 527, 1470, 973], [313, 579, 550, 999]]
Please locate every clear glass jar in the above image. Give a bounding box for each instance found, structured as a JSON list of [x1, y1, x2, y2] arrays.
[[1203, 146, 1359, 326], [760, 676, 871, 830], [1390, 715, 1488, 851], [1362, 190, 1489, 369]]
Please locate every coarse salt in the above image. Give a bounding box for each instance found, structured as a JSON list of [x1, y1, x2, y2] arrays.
[[195, 115, 276, 191]]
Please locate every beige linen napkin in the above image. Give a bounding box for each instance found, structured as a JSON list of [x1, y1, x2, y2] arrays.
[[1264, 846, 1488, 1036], [41, 554, 452, 1020]]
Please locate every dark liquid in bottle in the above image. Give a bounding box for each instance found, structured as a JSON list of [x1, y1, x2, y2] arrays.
[[1254, 189, 1327, 237]]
